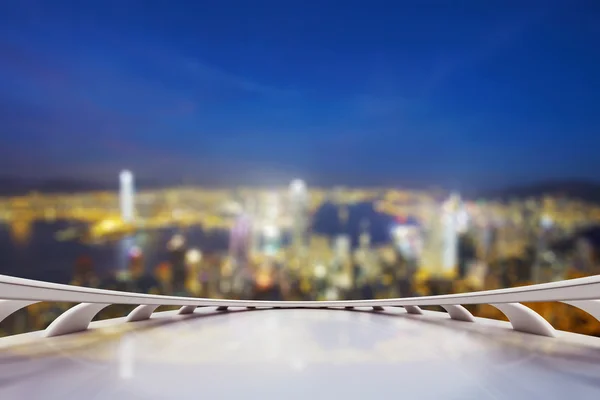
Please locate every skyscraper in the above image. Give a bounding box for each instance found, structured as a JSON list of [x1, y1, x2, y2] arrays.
[[230, 214, 252, 262], [334, 235, 351, 262], [244, 196, 261, 255], [441, 193, 460, 274], [420, 193, 459, 277], [289, 179, 309, 252], [229, 214, 253, 295], [167, 234, 187, 294], [259, 192, 282, 256], [119, 170, 135, 223]]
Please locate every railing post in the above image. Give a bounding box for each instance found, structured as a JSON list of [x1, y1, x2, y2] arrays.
[[491, 303, 556, 337], [403, 305, 423, 314], [127, 305, 159, 322], [0, 300, 39, 324], [178, 305, 197, 314], [562, 300, 600, 322], [45, 303, 110, 337], [441, 305, 475, 322]]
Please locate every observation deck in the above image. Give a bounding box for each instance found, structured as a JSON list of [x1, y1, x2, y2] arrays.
[[1, 275, 600, 399]]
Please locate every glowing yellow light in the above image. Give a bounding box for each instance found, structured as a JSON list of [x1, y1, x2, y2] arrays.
[[313, 264, 327, 279], [186, 248, 202, 264]]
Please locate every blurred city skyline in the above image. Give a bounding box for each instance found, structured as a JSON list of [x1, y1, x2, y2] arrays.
[[1, 1, 600, 188], [3, 169, 600, 338], [3, 174, 600, 206]]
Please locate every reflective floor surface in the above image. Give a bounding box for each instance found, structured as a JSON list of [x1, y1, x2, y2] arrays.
[[1, 306, 600, 399]]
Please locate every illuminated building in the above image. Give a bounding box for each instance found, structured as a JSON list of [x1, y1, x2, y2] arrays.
[[257, 191, 282, 256], [185, 248, 202, 295], [289, 179, 309, 252], [334, 235, 351, 261], [264, 191, 280, 222], [262, 224, 281, 256], [333, 235, 353, 292], [441, 193, 460, 275], [532, 214, 555, 283], [229, 214, 252, 267], [167, 234, 187, 293], [244, 196, 261, 255], [419, 194, 460, 277], [456, 202, 470, 234], [354, 218, 376, 283], [391, 217, 422, 261], [119, 170, 135, 223], [230, 214, 253, 296]]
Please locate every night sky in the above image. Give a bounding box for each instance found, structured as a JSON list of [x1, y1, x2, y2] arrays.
[[1, 1, 599, 189]]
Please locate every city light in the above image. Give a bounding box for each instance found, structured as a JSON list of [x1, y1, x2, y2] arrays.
[[263, 224, 280, 239], [99, 219, 119, 231], [128, 246, 142, 258], [186, 248, 202, 264], [120, 170, 133, 184], [313, 264, 327, 279], [456, 208, 469, 234], [391, 225, 408, 239], [167, 234, 185, 250], [541, 214, 554, 229], [289, 179, 306, 194]]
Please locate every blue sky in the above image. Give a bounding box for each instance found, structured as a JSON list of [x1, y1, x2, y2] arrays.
[[1, 1, 599, 188]]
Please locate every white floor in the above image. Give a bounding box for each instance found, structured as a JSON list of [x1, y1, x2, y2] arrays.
[[1, 306, 600, 399]]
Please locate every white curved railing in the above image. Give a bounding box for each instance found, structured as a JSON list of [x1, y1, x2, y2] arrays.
[[1, 273, 600, 338]]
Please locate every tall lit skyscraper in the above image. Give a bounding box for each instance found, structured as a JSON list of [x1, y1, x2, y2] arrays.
[[262, 224, 281, 256], [441, 193, 460, 274], [230, 214, 252, 262], [258, 192, 282, 256], [167, 234, 187, 294], [229, 213, 253, 296], [119, 170, 135, 223], [244, 196, 261, 255], [420, 193, 460, 276], [289, 179, 309, 252], [334, 235, 351, 261]]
